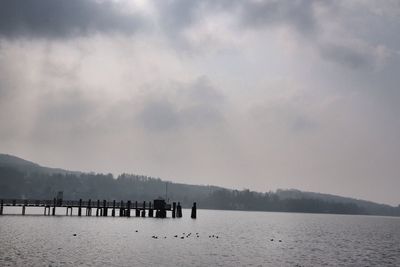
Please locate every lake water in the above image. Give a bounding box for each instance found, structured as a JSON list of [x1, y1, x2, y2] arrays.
[[0, 207, 399, 266]]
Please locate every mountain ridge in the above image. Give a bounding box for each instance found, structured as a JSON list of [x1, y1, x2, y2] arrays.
[[0, 153, 80, 175], [0, 153, 398, 216]]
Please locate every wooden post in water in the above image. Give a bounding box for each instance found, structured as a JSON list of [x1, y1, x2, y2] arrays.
[[191, 202, 197, 219], [103, 200, 108, 217], [149, 202, 153, 217], [87, 199, 92, 216], [141, 201, 146, 217], [177, 202, 182, 218], [52, 198, 56, 216], [119, 201, 124, 217], [161, 209, 166, 218], [112, 200, 115, 217], [78, 199, 82, 216], [126, 201, 131, 217], [0, 199, 3, 215], [96, 200, 100, 216], [172, 202, 176, 218], [22, 204, 26, 215], [135, 201, 140, 217]]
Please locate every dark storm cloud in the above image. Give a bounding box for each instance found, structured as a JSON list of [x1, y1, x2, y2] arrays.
[[0, 0, 144, 39], [238, 0, 320, 35], [0, 0, 349, 72], [156, 0, 201, 33], [160, 0, 339, 39], [0, 66, 12, 101], [156, 0, 386, 72], [155, 0, 323, 33], [0, 0, 335, 43], [319, 43, 374, 69]]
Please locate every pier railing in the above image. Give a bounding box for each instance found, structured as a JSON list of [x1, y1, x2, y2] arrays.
[[0, 199, 171, 209], [0, 198, 194, 218]]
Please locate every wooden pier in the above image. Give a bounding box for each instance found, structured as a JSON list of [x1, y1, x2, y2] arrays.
[[0, 198, 195, 219]]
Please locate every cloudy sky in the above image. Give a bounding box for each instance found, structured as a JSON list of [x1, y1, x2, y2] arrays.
[[0, 0, 399, 205]]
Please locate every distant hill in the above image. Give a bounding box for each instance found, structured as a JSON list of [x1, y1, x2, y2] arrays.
[[276, 189, 399, 217], [0, 154, 41, 170], [0, 154, 80, 175], [0, 153, 399, 216]]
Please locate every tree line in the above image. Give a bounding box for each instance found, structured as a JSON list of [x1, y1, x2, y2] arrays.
[[1, 166, 399, 216]]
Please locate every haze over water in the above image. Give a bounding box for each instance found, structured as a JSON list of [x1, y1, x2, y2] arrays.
[[1, 208, 399, 266]]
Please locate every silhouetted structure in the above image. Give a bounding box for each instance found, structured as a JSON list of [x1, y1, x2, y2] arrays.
[[191, 202, 197, 219], [0, 197, 182, 218], [177, 202, 182, 218], [154, 199, 169, 218], [172, 202, 176, 218]]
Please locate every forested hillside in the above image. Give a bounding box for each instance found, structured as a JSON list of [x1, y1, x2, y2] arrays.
[[1, 154, 399, 216]]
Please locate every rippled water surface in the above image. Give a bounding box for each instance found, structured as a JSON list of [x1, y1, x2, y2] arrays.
[[0, 207, 399, 266]]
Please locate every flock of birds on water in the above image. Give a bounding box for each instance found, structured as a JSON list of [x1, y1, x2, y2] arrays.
[[150, 232, 206, 239], [72, 231, 282, 242]]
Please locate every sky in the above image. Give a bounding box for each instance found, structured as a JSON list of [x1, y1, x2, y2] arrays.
[[0, 0, 399, 205]]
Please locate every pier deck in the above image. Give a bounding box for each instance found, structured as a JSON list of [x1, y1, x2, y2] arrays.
[[0, 198, 192, 218]]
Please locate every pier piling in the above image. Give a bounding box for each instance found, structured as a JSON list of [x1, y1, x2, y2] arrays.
[[141, 201, 146, 217], [52, 198, 56, 216], [87, 199, 92, 216], [135, 201, 140, 217], [172, 202, 176, 218], [149, 202, 153, 217], [103, 200, 108, 216], [127, 201, 131, 217], [191, 202, 197, 219], [112, 200, 115, 217], [78, 199, 82, 216], [119, 201, 124, 217], [177, 202, 182, 218], [96, 200, 100, 216]]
